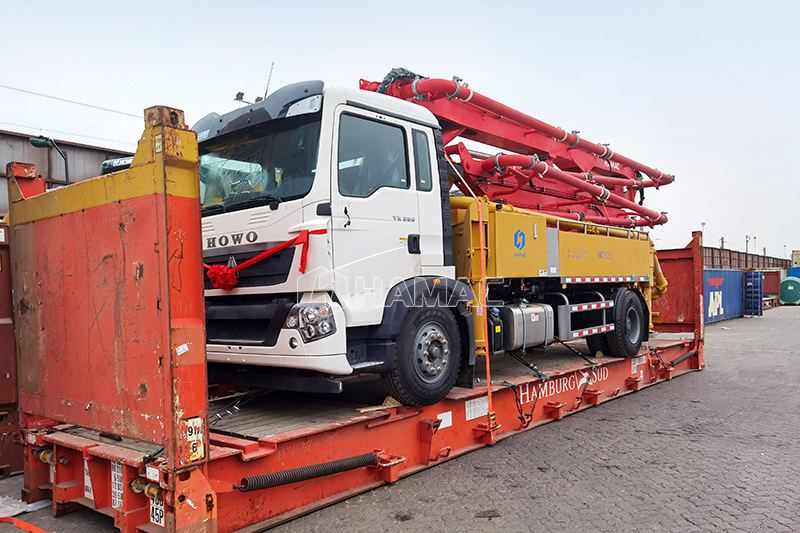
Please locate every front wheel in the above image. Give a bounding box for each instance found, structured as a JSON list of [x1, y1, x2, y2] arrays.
[[384, 307, 462, 406], [604, 289, 646, 358]]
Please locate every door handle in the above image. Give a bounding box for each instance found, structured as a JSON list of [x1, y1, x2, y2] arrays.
[[344, 206, 351, 228], [407, 234, 420, 254]]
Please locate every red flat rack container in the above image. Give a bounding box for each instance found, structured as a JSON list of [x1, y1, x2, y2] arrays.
[[8, 109, 704, 532]]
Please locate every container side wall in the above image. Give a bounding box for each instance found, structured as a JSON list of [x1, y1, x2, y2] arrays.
[[763, 271, 781, 296], [10, 111, 207, 458], [652, 231, 703, 336], [704, 269, 744, 323]]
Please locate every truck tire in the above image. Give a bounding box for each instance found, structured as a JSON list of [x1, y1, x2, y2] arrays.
[[384, 307, 462, 406], [585, 333, 611, 357], [604, 289, 645, 358]]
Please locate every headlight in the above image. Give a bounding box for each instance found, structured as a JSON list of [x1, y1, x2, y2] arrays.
[[284, 303, 336, 342], [302, 307, 320, 324]]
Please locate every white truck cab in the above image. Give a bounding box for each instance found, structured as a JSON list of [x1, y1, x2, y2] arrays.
[[193, 81, 474, 405]]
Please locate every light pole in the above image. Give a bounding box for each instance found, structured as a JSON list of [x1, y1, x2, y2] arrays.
[[701, 221, 706, 234], [745, 235, 750, 269], [29, 135, 69, 185]]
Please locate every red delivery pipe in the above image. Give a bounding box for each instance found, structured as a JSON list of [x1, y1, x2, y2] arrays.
[[571, 172, 664, 189], [549, 198, 594, 208], [565, 172, 641, 189], [480, 154, 667, 225], [395, 78, 674, 186], [517, 168, 645, 189], [533, 205, 646, 228]]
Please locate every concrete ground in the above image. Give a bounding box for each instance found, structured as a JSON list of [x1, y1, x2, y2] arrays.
[[2, 307, 799, 532]]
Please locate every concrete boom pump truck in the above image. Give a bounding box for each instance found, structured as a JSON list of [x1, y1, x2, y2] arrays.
[[105, 69, 672, 406]]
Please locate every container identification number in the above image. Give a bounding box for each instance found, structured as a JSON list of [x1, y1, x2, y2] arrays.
[[150, 494, 165, 526], [111, 462, 123, 509]]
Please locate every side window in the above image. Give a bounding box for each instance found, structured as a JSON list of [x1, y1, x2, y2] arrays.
[[338, 114, 409, 198], [412, 130, 433, 192]]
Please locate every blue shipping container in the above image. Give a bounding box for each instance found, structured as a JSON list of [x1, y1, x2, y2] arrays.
[[787, 267, 800, 279], [704, 269, 744, 324], [743, 271, 763, 316]]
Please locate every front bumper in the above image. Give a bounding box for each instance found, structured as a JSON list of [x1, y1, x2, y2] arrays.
[[206, 299, 352, 375]]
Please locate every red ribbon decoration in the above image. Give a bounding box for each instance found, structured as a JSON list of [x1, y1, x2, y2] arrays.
[[203, 229, 327, 291]]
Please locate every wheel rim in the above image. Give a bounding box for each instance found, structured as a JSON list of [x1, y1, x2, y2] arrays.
[[625, 307, 641, 344], [412, 320, 451, 384]]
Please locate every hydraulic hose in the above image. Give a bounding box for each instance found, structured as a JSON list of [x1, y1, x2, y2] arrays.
[[237, 453, 379, 492]]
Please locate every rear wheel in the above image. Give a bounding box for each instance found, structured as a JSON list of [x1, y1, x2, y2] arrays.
[[384, 307, 462, 406], [604, 289, 645, 358]]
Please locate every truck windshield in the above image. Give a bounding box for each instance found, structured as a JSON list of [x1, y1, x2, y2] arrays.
[[199, 112, 321, 214]]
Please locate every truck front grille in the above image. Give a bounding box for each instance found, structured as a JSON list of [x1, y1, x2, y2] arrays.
[[203, 248, 295, 290]]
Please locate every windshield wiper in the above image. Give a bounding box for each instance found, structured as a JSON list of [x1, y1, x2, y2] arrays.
[[225, 194, 281, 213], [201, 204, 226, 216]]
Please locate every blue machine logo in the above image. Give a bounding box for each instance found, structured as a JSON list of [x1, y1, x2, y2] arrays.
[[513, 229, 526, 251]]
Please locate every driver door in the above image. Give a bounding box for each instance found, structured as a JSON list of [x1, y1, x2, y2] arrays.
[[330, 106, 422, 327]]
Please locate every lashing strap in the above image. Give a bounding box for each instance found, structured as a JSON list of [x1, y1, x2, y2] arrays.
[[0, 516, 50, 533]]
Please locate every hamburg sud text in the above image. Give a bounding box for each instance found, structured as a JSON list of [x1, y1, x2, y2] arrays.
[[516, 366, 611, 404]]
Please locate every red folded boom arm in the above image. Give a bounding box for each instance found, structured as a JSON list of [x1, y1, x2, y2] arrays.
[[361, 70, 673, 227]]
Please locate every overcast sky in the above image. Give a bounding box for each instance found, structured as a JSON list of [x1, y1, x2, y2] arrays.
[[2, 1, 798, 254]]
